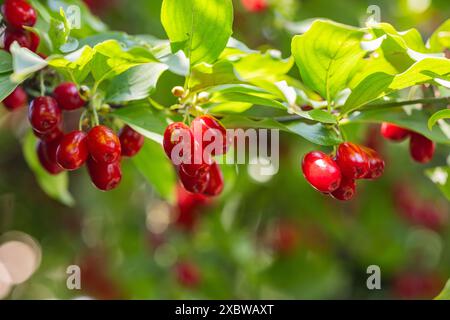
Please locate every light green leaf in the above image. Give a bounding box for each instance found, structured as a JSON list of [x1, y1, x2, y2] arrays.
[[426, 167, 450, 202], [291, 20, 366, 102], [105, 63, 168, 103], [428, 19, 450, 52], [161, 0, 233, 65], [22, 131, 75, 207], [10, 43, 48, 82], [211, 92, 286, 110], [428, 109, 450, 130], [132, 140, 177, 202], [48, 45, 94, 83], [188, 60, 240, 91], [435, 279, 450, 300]]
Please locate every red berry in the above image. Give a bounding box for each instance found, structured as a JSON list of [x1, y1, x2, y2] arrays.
[[175, 261, 201, 288], [33, 126, 63, 142], [178, 164, 210, 194], [202, 161, 224, 197], [53, 82, 85, 111], [56, 131, 88, 170], [361, 146, 385, 179], [335, 142, 370, 179], [87, 125, 121, 164], [119, 125, 145, 157], [37, 138, 63, 175], [2, 86, 27, 111], [175, 185, 211, 231], [302, 151, 341, 193], [380, 123, 410, 142], [28, 96, 61, 134], [1, 0, 37, 29], [163, 122, 193, 162], [86, 157, 122, 191], [190, 115, 229, 156], [409, 133, 435, 164], [241, 0, 268, 12], [331, 176, 356, 201], [4, 27, 39, 52]]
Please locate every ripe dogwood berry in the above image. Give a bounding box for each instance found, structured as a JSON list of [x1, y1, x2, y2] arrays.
[[380, 123, 410, 142], [361, 146, 385, 179], [163, 122, 193, 163], [4, 27, 40, 52], [335, 142, 369, 179], [202, 161, 224, 197], [37, 137, 63, 175], [119, 125, 145, 157], [53, 82, 86, 111], [2, 86, 27, 111], [302, 151, 341, 193], [87, 157, 122, 191], [56, 131, 89, 170], [1, 0, 37, 29], [190, 115, 229, 156], [331, 176, 356, 201], [178, 164, 211, 194], [409, 133, 435, 163], [87, 125, 121, 164], [28, 96, 61, 134], [33, 126, 63, 142]]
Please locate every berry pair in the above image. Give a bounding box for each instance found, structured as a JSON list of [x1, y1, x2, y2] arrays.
[[302, 142, 385, 201], [1, 0, 39, 52], [163, 115, 228, 196], [380, 123, 435, 163]]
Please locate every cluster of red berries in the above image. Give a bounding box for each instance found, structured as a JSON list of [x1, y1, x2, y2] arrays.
[[163, 115, 228, 197], [381, 123, 435, 163], [1, 0, 39, 52], [29, 82, 144, 191], [302, 142, 385, 201]]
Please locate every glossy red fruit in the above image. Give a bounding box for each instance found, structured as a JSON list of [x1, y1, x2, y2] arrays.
[[335, 142, 370, 179], [37, 138, 63, 175], [87, 125, 121, 164], [1, 0, 37, 28], [4, 27, 39, 52], [119, 125, 145, 157], [202, 161, 224, 196], [178, 164, 211, 194], [241, 0, 268, 12], [56, 131, 88, 170], [331, 176, 356, 201], [175, 261, 201, 288], [380, 123, 410, 142], [87, 157, 122, 191], [163, 122, 193, 162], [190, 115, 229, 156], [53, 82, 85, 111], [2, 86, 27, 111], [33, 126, 63, 142], [361, 146, 385, 179], [409, 133, 435, 164], [28, 96, 61, 134], [302, 151, 341, 193]]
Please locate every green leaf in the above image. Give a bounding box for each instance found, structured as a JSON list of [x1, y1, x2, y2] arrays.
[[343, 58, 450, 114], [435, 279, 450, 300], [428, 19, 450, 52], [161, 0, 233, 65], [221, 115, 342, 146], [48, 45, 95, 83], [428, 109, 450, 130], [22, 131, 75, 207], [112, 103, 168, 143], [0, 51, 13, 74], [211, 92, 286, 110], [188, 60, 240, 91], [10, 43, 48, 82], [132, 140, 176, 202], [105, 63, 168, 103], [0, 73, 19, 102], [291, 20, 366, 102], [348, 107, 450, 145]]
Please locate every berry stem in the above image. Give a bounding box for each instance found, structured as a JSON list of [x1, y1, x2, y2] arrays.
[[39, 72, 45, 96]]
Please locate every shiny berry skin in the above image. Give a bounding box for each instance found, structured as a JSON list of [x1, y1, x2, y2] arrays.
[[202, 161, 224, 197], [37, 138, 63, 175], [335, 142, 370, 179], [119, 125, 145, 157], [175, 261, 201, 288], [87, 125, 121, 164], [178, 164, 210, 194], [56, 131, 88, 170], [241, 0, 268, 13], [87, 158, 122, 191], [1, 0, 37, 28], [380, 123, 410, 142], [33, 126, 63, 142], [409, 133, 435, 164], [28, 96, 61, 134], [190, 115, 229, 156], [163, 122, 193, 162], [302, 151, 342, 193], [4, 27, 39, 52], [331, 176, 356, 201], [361, 146, 385, 179], [2, 86, 27, 111], [53, 82, 85, 111]]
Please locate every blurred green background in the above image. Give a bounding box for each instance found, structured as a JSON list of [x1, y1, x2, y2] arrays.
[[0, 0, 449, 299]]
